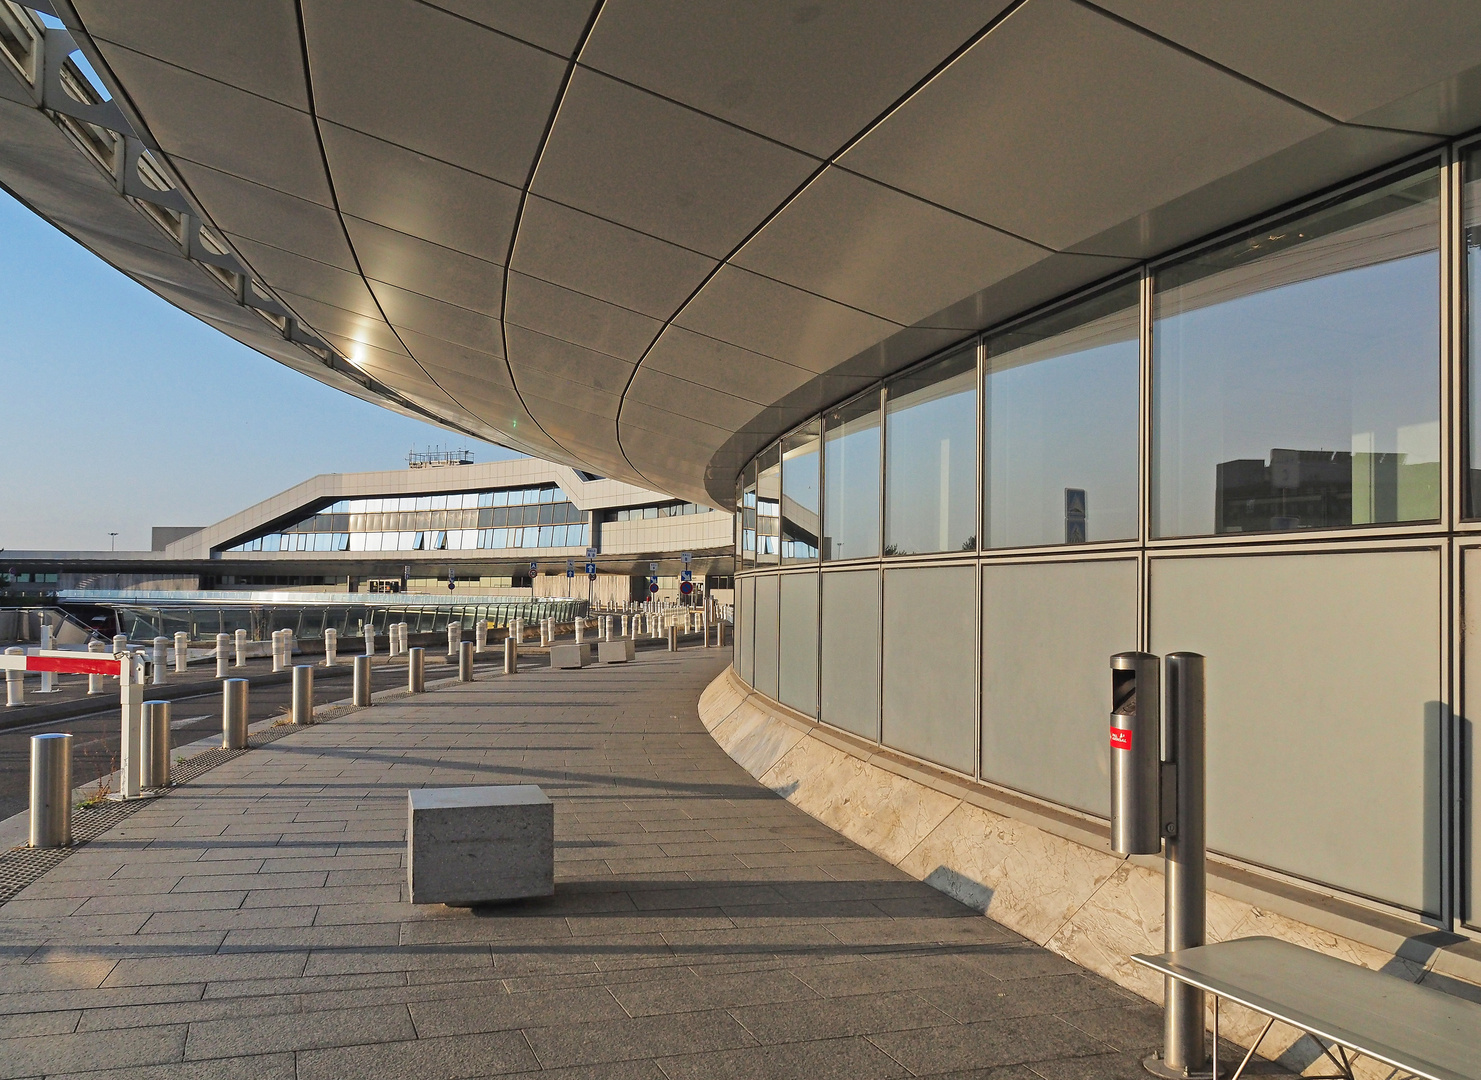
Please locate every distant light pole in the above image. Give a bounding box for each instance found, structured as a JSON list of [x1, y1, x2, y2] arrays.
[[108, 532, 118, 552]]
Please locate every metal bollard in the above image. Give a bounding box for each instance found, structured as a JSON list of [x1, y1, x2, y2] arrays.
[[408, 647, 425, 693], [702, 608, 710, 649], [174, 631, 188, 674], [223, 678, 248, 750], [353, 654, 372, 707], [459, 640, 474, 682], [29, 733, 72, 848], [113, 633, 128, 659], [7, 645, 26, 707], [286, 632, 296, 663], [503, 635, 516, 675], [234, 628, 247, 667], [324, 627, 338, 667], [143, 700, 171, 788], [38, 621, 56, 693], [667, 624, 678, 652], [87, 639, 108, 693], [474, 619, 485, 654], [574, 616, 584, 642], [152, 637, 168, 685], [292, 665, 314, 725], [215, 633, 229, 678]]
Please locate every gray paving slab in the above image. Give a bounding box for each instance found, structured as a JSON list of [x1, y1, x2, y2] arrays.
[[0, 648, 1167, 1077]]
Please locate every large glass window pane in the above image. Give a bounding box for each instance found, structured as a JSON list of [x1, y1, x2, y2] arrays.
[[756, 444, 781, 565], [740, 461, 757, 568], [781, 421, 820, 563], [885, 347, 978, 555], [1464, 148, 1481, 516], [1154, 164, 1441, 538], [822, 391, 881, 561], [985, 282, 1140, 547]]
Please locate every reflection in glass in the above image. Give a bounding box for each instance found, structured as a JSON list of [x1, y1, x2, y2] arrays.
[[781, 421, 821, 563], [823, 391, 881, 560], [740, 461, 757, 568], [756, 444, 781, 564], [985, 281, 1140, 547], [1465, 148, 1481, 516], [885, 347, 978, 555], [1154, 164, 1441, 537]]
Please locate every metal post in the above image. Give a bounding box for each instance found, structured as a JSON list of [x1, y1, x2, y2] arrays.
[[119, 660, 146, 798], [143, 700, 170, 788], [1155, 652, 1208, 1078], [6, 645, 25, 707], [324, 627, 338, 667], [234, 627, 247, 667], [87, 638, 108, 693], [152, 636, 168, 685], [353, 654, 372, 707], [667, 624, 678, 652], [28, 733, 72, 847], [38, 620, 56, 693], [503, 636, 516, 675], [292, 665, 314, 725], [408, 647, 425, 693], [459, 640, 474, 682], [222, 678, 248, 750], [702, 608, 710, 648], [174, 631, 189, 674]]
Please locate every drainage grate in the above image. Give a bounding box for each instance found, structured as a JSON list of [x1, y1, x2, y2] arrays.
[[0, 721, 305, 905]]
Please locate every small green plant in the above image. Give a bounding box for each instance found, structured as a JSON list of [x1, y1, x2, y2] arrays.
[[78, 757, 116, 808]]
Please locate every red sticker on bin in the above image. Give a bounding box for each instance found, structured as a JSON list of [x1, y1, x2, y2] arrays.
[[1109, 727, 1133, 751]]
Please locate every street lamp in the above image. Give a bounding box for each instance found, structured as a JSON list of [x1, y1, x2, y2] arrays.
[[108, 532, 118, 551]]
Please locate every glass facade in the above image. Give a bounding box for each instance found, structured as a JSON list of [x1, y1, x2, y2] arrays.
[[821, 391, 881, 561], [605, 501, 714, 522], [985, 281, 1139, 547], [731, 146, 1481, 930], [885, 346, 978, 555], [755, 443, 781, 565], [781, 421, 820, 563], [226, 485, 591, 554], [1154, 163, 1441, 538]]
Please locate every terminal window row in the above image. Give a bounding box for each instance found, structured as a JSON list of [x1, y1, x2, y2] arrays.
[[604, 501, 714, 522], [739, 156, 1458, 562]]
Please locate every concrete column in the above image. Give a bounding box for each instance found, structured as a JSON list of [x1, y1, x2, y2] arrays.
[[234, 628, 247, 667], [353, 654, 372, 707], [291, 665, 314, 726], [88, 639, 109, 693], [152, 637, 168, 685], [324, 628, 338, 667], [408, 647, 425, 693], [112, 633, 128, 658], [539, 620, 549, 647], [29, 733, 72, 848], [174, 631, 188, 674], [6, 646, 25, 707], [222, 678, 248, 750], [474, 618, 486, 654], [364, 620, 376, 657], [574, 617, 584, 642], [215, 633, 229, 678], [446, 621, 460, 660], [270, 630, 284, 673], [459, 641, 474, 682]]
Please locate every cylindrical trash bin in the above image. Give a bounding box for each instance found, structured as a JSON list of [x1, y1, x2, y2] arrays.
[[292, 665, 314, 725], [324, 627, 338, 667], [223, 678, 248, 750], [459, 640, 474, 682], [353, 654, 372, 707], [234, 628, 247, 667], [152, 637, 168, 685], [408, 647, 425, 693], [87, 638, 108, 693], [504, 636, 516, 675], [143, 700, 171, 788], [174, 631, 188, 674], [29, 733, 72, 848]]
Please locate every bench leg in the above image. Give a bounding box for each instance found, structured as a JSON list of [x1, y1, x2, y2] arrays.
[[1228, 1017, 1274, 1080]]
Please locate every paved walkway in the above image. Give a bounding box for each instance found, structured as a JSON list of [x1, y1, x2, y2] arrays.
[[0, 649, 1160, 1079]]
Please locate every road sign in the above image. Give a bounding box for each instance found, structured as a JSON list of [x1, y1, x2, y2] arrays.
[[681, 569, 692, 582], [648, 562, 659, 574], [681, 551, 692, 564], [586, 547, 597, 559], [447, 568, 456, 591], [649, 582, 659, 594], [585, 562, 596, 575], [566, 567, 575, 578], [679, 581, 693, 595], [529, 561, 538, 575]]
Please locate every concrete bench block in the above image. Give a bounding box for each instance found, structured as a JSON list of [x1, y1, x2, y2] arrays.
[[598, 637, 636, 663], [549, 642, 590, 669], [407, 785, 554, 905]]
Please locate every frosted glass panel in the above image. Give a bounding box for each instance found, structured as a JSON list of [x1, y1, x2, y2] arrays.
[[882, 565, 976, 773], [779, 573, 818, 717], [736, 575, 755, 685], [821, 570, 879, 739], [754, 574, 779, 699]]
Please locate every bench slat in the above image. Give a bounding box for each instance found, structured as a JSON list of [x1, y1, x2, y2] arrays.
[[1132, 937, 1480, 1080]]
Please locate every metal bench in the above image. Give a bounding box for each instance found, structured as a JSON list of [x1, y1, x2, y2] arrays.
[[1132, 936, 1480, 1080]]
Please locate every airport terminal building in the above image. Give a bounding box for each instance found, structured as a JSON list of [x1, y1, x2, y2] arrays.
[[3, 0, 1481, 1037]]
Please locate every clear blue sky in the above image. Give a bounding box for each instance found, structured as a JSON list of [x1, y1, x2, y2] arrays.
[[0, 189, 519, 552]]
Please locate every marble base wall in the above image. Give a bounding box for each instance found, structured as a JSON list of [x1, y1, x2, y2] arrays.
[[699, 667, 1481, 1078]]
